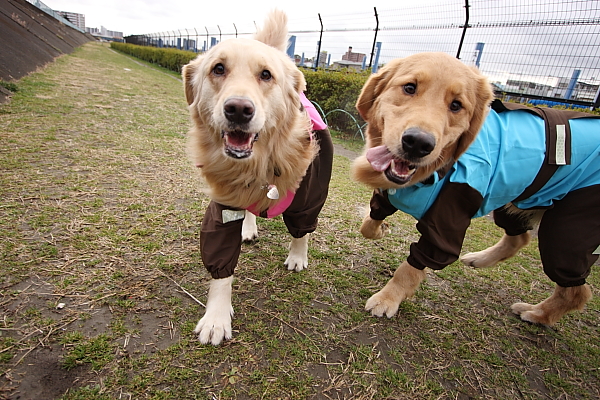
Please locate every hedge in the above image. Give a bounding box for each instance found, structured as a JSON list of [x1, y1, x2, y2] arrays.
[[302, 68, 368, 134], [110, 42, 198, 73], [110, 43, 369, 134]]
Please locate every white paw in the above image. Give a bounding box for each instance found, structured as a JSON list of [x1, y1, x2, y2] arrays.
[[284, 235, 309, 272], [195, 276, 234, 345], [194, 310, 233, 345], [241, 211, 258, 242]]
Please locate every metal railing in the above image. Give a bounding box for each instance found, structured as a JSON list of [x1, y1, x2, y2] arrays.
[[125, 0, 600, 109]]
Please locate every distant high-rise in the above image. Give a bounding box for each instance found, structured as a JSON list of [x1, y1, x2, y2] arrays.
[[55, 10, 85, 31]]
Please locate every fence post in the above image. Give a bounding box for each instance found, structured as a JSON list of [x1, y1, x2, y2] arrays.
[[315, 14, 323, 70], [372, 42, 382, 73], [287, 36, 296, 59], [369, 7, 379, 69], [564, 69, 581, 100], [593, 88, 600, 111], [456, 0, 470, 59]]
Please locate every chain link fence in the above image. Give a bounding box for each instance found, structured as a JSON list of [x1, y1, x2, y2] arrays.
[[126, 0, 600, 109]]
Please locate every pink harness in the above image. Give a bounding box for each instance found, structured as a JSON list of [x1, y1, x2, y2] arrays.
[[246, 92, 326, 218]]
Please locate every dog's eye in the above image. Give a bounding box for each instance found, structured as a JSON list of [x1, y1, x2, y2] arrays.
[[212, 63, 225, 76], [260, 70, 272, 81], [450, 100, 463, 112], [403, 83, 416, 95]]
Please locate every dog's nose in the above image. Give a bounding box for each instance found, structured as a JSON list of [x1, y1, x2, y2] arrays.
[[402, 128, 436, 159], [224, 97, 255, 125]]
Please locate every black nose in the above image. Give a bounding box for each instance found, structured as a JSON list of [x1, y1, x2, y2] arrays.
[[402, 128, 436, 159], [224, 97, 255, 125]]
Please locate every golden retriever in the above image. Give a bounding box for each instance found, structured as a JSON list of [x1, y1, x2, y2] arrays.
[[183, 10, 332, 345], [353, 52, 597, 326]]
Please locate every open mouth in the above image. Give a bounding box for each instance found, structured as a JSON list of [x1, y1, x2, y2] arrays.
[[366, 145, 417, 185], [222, 130, 259, 159]]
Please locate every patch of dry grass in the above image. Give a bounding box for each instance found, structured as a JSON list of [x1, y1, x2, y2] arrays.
[[0, 42, 599, 399]]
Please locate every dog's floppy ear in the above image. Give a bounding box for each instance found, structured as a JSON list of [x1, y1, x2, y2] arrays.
[[356, 59, 400, 120], [182, 56, 203, 105], [453, 70, 495, 160]]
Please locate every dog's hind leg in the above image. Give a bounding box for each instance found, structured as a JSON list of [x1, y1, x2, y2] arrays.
[[461, 232, 531, 268], [511, 284, 592, 326], [242, 211, 258, 242], [194, 276, 235, 345], [284, 234, 309, 271]]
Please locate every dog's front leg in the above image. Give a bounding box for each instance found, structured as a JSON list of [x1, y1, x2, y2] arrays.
[[241, 211, 258, 242], [194, 276, 234, 345], [284, 234, 309, 271], [365, 261, 426, 318], [360, 214, 389, 239]]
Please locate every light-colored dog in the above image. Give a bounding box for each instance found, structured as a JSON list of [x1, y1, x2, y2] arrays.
[[353, 52, 598, 326], [182, 10, 332, 345]]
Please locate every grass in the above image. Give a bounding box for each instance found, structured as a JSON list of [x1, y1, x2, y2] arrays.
[[0, 42, 599, 399]]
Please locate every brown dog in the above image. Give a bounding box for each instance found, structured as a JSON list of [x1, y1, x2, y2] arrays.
[[353, 52, 597, 326], [183, 10, 332, 345]]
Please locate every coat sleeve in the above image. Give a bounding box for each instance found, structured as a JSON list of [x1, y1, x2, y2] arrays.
[[200, 201, 244, 279], [407, 182, 483, 270], [368, 189, 399, 221]]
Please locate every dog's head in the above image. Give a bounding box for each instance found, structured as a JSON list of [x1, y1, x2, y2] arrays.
[[353, 52, 494, 189], [182, 10, 306, 160]]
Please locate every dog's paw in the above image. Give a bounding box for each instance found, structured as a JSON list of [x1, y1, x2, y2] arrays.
[[360, 217, 389, 240], [460, 251, 496, 268], [285, 253, 308, 271], [510, 302, 548, 325], [284, 235, 309, 272], [365, 291, 400, 318], [241, 211, 258, 242], [194, 310, 234, 345], [242, 227, 258, 242]]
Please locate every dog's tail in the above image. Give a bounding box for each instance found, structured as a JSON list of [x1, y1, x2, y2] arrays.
[[254, 9, 289, 52]]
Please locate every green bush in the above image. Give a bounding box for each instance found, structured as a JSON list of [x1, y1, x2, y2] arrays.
[[110, 42, 198, 72], [302, 68, 369, 135], [109, 42, 370, 135], [0, 80, 18, 93]]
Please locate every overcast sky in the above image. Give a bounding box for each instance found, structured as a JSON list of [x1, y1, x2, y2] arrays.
[[45, 0, 422, 36]]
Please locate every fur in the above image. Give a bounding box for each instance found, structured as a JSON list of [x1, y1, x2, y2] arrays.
[[183, 9, 316, 213]]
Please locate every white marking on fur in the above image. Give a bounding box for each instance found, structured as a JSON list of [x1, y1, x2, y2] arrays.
[[194, 276, 234, 345], [284, 235, 309, 271]]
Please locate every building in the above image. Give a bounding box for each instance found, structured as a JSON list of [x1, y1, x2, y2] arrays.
[[55, 10, 85, 31], [499, 77, 599, 103], [86, 26, 124, 41], [341, 46, 366, 63]]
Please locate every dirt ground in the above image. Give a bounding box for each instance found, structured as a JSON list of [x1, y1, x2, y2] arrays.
[[1, 42, 598, 400]]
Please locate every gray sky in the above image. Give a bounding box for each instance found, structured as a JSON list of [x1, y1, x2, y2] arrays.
[[45, 0, 424, 36]]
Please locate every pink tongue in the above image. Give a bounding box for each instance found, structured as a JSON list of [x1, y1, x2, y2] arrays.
[[366, 145, 394, 172]]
